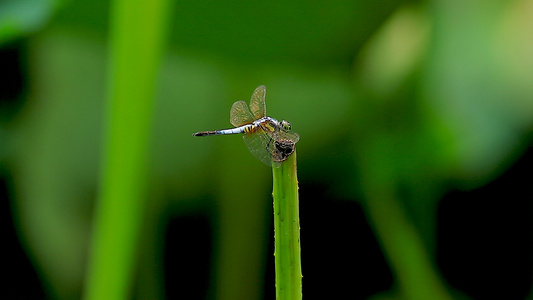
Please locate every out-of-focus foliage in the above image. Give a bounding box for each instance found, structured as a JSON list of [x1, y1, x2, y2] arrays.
[[1, 0, 533, 299], [0, 0, 60, 46]]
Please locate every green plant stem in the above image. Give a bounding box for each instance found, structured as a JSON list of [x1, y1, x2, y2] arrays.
[[364, 192, 451, 300], [84, 0, 170, 299], [272, 152, 302, 300]]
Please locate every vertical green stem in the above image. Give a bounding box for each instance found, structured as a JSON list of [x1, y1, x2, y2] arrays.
[[84, 0, 170, 299], [364, 192, 451, 300], [272, 152, 302, 300]]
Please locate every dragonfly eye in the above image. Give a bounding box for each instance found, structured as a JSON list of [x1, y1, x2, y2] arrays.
[[281, 120, 292, 130]]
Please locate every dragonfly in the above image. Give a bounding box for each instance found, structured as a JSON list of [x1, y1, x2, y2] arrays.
[[193, 85, 299, 167]]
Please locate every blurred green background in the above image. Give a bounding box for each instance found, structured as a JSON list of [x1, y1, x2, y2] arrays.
[[1, 0, 533, 299]]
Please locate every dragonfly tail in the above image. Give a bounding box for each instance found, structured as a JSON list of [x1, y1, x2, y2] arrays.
[[193, 131, 219, 136], [193, 126, 248, 136]]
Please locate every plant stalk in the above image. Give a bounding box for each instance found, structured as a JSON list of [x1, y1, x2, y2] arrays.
[[84, 0, 170, 299], [272, 152, 302, 300]]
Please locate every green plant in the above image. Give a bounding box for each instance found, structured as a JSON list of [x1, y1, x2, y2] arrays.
[[84, 0, 171, 299], [272, 152, 302, 300]]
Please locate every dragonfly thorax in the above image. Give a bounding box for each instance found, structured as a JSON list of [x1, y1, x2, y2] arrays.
[[252, 116, 290, 133]]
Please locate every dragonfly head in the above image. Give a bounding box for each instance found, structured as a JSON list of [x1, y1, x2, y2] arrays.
[[280, 120, 292, 130]]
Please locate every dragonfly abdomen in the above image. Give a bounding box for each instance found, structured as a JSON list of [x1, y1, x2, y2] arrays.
[[243, 124, 258, 134], [193, 125, 250, 136], [193, 130, 219, 136]]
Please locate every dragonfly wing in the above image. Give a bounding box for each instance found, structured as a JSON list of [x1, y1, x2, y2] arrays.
[[263, 128, 299, 164], [271, 129, 300, 144], [249, 85, 266, 120], [230, 100, 255, 127], [243, 129, 275, 166]]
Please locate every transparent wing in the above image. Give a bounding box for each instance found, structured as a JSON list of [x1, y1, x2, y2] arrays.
[[243, 129, 274, 166], [243, 127, 300, 166], [230, 100, 255, 127], [249, 85, 266, 120], [269, 128, 300, 144], [267, 127, 299, 164]]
